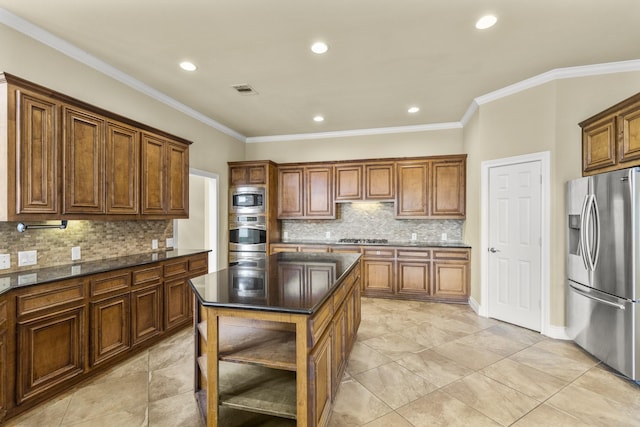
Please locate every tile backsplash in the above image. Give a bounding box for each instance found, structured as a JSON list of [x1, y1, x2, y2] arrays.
[[282, 202, 463, 243], [0, 220, 173, 273]]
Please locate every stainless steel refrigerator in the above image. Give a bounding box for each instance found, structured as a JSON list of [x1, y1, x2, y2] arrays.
[[566, 167, 640, 381]]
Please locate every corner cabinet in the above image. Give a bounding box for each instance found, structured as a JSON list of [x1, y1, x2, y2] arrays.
[[0, 72, 191, 221], [580, 91, 640, 176], [278, 165, 334, 219]]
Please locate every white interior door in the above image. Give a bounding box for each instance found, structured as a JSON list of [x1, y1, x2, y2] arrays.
[[488, 160, 542, 331]]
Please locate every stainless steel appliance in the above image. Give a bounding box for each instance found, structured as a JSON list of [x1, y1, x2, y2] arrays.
[[566, 167, 640, 381], [229, 223, 267, 252], [228, 251, 267, 267], [230, 186, 265, 214]]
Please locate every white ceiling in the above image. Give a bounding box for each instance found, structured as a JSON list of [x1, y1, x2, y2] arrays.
[[1, 0, 640, 141]]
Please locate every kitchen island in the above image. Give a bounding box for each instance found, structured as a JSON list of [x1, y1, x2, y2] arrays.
[[188, 252, 361, 427]]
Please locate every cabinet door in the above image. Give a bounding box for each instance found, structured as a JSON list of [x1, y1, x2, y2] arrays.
[[230, 164, 267, 185], [63, 107, 105, 214], [331, 304, 347, 396], [432, 261, 469, 300], [17, 306, 85, 404], [431, 159, 465, 218], [306, 166, 334, 218], [131, 284, 163, 346], [582, 115, 617, 174], [309, 329, 332, 427], [0, 330, 5, 419], [396, 161, 429, 217], [278, 167, 304, 218], [16, 90, 59, 215], [397, 261, 431, 297], [619, 102, 640, 164], [166, 142, 189, 217], [106, 121, 139, 214], [335, 164, 363, 201], [141, 133, 166, 215], [270, 244, 299, 254], [90, 294, 131, 367], [365, 162, 394, 200], [164, 278, 191, 330], [362, 259, 394, 295]]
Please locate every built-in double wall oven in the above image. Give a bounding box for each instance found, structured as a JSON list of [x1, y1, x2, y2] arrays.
[[229, 214, 267, 252]]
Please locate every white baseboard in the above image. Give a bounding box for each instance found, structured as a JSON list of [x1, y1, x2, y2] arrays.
[[543, 324, 571, 340], [468, 297, 482, 315]]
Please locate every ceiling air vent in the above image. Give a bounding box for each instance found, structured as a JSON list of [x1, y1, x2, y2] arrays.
[[231, 84, 258, 95]]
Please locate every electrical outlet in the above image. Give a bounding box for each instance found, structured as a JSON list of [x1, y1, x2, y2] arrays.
[[166, 238, 174, 248], [0, 254, 10, 270], [283, 231, 289, 239], [411, 233, 417, 241], [152, 239, 158, 250], [18, 250, 37, 267], [71, 246, 81, 261], [325, 231, 331, 239], [441, 233, 448, 241]]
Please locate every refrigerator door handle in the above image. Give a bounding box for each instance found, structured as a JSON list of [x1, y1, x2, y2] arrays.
[[569, 284, 626, 310], [590, 195, 601, 270], [579, 195, 590, 271]]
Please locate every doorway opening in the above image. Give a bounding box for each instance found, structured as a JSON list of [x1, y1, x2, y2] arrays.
[[174, 169, 218, 273]]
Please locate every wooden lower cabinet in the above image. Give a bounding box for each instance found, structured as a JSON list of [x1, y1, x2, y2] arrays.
[[397, 261, 431, 296], [433, 261, 469, 300], [131, 284, 163, 346], [331, 304, 347, 396], [362, 259, 394, 295], [310, 329, 332, 427], [90, 294, 131, 367], [16, 306, 85, 404], [164, 278, 191, 330]]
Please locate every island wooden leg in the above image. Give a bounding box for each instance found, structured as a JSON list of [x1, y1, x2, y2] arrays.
[[295, 318, 308, 426], [206, 311, 219, 426]]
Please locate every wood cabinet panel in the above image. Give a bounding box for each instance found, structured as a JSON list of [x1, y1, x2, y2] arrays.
[[335, 164, 363, 201], [397, 261, 431, 296], [309, 329, 332, 427], [0, 330, 6, 419], [230, 164, 267, 185], [307, 166, 334, 217], [582, 115, 617, 173], [164, 278, 191, 330], [166, 142, 188, 217], [331, 304, 346, 396], [106, 122, 139, 214], [89, 270, 131, 298], [90, 294, 130, 367], [16, 280, 85, 319], [362, 260, 394, 295], [619, 103, 640, 163], [431, 159, 466, 218], [365, 162, 394, 200], [15, 90, 59, 215], [131, 284, 162, 346], [396, 161, 429, 217], [433, 261, 468, 300], [17, 306, 85, 404], [62, 107, 105, 214], [141, 133, 166, 215], [278, 168, 304, 218]]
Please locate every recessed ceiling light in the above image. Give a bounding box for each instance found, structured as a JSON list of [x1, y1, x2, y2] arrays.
[[475, 15, 497, 30], [179, 61, 197, 71], [313, 115, 325, 122], [311, 42, 329, 54], [408, 107, 420, 114]]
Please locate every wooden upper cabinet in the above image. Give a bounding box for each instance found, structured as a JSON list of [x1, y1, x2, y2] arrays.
[[306, 166, 334, 218], [141, 133, 165, 215], [582, 114, 617, 174], [106, 121, 139, 214], [15, 90, 59, 216], [365, 162, 394, 200], [431, 157, 466, 218], [230, 163, 267, 185], [278, 167, 304, 218], [63, 106, 105, 214], [166, 142, 188, 217], [395, 160, 429, 218], [580, 91, 640, 176], [335, 164, 363, 201]]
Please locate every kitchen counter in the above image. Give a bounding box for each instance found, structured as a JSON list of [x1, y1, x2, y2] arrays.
[[279, 240, 471, 248], [189, 252, 361, 314], [0, 248, 210, 294]]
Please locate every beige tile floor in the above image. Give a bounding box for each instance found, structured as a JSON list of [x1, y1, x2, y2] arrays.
[[6, 297, 640, 426]]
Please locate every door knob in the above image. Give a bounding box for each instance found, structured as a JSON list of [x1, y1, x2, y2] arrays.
[[488, 247, 500, 253]]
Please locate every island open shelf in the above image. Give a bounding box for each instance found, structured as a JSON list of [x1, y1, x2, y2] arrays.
[[188, 252, 362, 427]]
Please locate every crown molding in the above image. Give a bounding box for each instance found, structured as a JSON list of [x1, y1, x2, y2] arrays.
[[4, 7, 640, 144], [246, 122, 463, 143], [0, 8, 246, 142]]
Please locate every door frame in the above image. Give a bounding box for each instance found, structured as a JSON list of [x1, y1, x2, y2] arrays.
[[479, 151, 551, 335]]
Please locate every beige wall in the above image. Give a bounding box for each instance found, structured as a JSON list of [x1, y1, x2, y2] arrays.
[[0, 24, 244, 269]]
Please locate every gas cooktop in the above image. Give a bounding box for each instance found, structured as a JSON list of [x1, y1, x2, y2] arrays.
[[337, 238, 389, 244]]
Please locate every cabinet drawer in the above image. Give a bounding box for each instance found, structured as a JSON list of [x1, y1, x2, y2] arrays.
[[16, 280, 85, 318], [362, 247, 395, 258], [132, 265, 163, 286], [332, 281, 348, 310], [432, 249, 469, 260], [188, 254, 209, 276], [164, 259, 189, 278], [309, 300, 333, 347], [90, 271, 131, 297], [396, 249, 431, 260], [0, 298, 6, 328]]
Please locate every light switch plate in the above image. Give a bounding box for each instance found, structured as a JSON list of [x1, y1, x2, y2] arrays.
[[152, 239, 158, 250], [71, 246, 81, 261], [0, 254, 10, 270], [166, 238, 174, 248], [441, 233, 448, 241], [18, 250, 37, 267], [411, 233, 417, 241]]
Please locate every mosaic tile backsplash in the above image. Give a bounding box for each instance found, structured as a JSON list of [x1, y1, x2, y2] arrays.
[[0, 220, 173, 273], [282, 202, 463, 243]]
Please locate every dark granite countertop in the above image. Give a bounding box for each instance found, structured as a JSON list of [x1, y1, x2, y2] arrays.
[[278, 240, 471, 248], [188, 252, 361, 315], [0, 249, 211, 295]]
